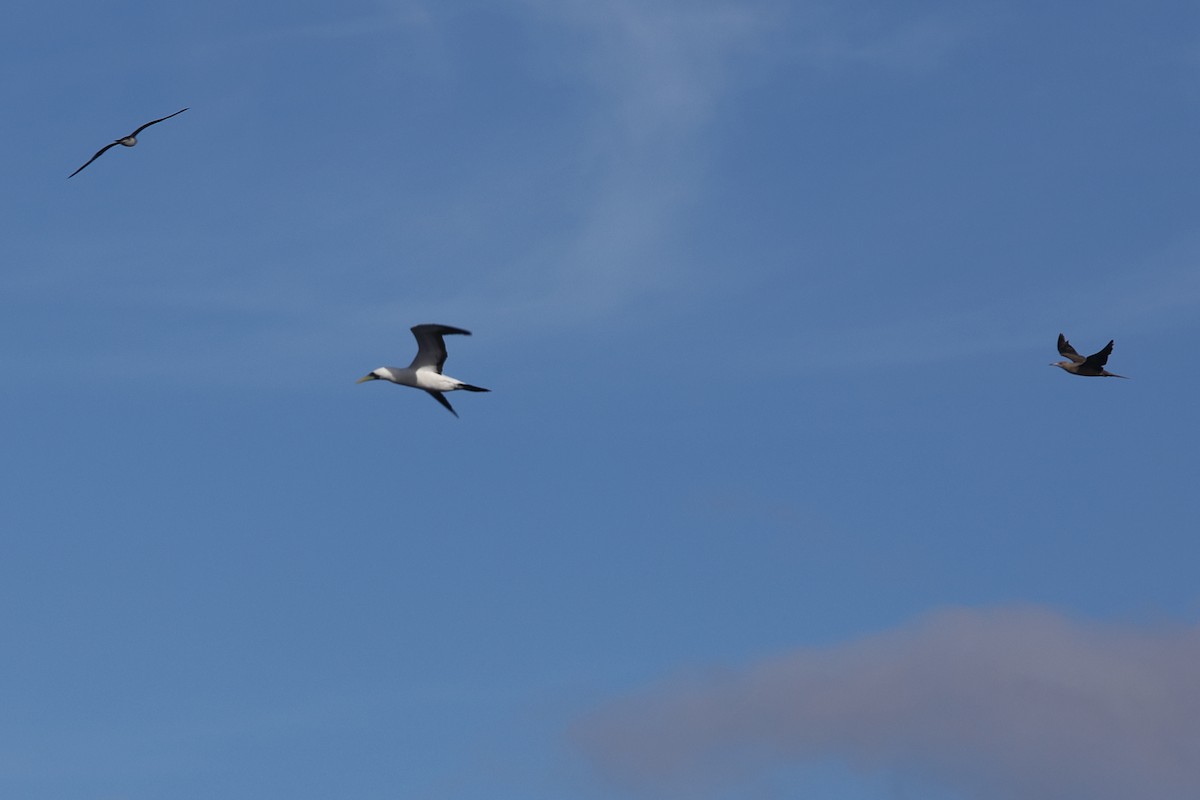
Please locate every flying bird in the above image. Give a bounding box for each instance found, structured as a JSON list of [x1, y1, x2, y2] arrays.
[[1051, 333, 1128, 378], [68, 107, 189, 178], [357, 324, 490, 417]]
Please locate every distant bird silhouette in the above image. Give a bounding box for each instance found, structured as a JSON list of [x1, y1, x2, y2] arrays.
[[357, 324, 490, 417], [68, 108, 188, 178], [1051, 333, 1128, 378]]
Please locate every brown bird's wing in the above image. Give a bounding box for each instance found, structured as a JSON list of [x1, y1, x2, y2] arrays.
[[130, 107, 188, 137], [1083, 340, 1114, 369], [1057, 333, 1085, 363], [68, 141, 120, 178], [408, 324, 471, 372]]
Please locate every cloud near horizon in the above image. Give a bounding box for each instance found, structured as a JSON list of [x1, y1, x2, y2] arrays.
[[574, 606, 1200, 800]]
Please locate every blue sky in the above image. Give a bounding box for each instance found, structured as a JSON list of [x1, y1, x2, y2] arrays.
[[2, 1, 1198, 798]]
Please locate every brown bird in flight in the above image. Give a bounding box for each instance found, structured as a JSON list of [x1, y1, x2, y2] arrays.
[[1051, 333, 1128, 378], [68, 108, 188, 178]]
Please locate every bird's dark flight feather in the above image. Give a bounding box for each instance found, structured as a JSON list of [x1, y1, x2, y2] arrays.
[[68, 107, 188, 178], [1082, 340, 1114, 369], [68, 142, 120, 178], [1057, 333, 1085, 363], [130, 107, 188, 137], [409, 324, 472, 373], [426, 390, 459, 417]]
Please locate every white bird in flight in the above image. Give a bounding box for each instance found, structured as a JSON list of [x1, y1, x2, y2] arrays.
[[68, 107, 188, 178], [357, 324, 490, 417]]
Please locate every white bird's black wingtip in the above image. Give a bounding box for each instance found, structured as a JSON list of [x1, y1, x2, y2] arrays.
[[427, 390, 459, 417]]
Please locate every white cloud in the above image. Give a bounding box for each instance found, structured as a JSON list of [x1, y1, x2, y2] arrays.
[[574, 606, 1200, 800]]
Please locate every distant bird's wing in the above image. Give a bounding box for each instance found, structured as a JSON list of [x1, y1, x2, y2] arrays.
[[1083, 340, 1114, 369], [408, 324, 471, 372], [1057, 333, 1085, 363], [426, 390, 459, 417], [130, 107, 189, 137], [68, 142, 120, 178]]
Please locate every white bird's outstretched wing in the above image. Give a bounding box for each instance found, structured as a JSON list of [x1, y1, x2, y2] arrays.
[[408, 324, 472, 372]]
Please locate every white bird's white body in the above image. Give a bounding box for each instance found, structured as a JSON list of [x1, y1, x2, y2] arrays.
[[368, 366, 472, 392], [357, 324, 489, 417]]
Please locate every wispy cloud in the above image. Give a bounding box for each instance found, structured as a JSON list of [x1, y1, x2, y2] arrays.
[[574, 606, 1200, 800], [753, 229, 1200, 375], [211, 1, 433, 47], [476, 0, 979, 326], [11, 1, 991, 385], [489, 0, 767, 321], [787, 6, 979, 73], [1095, 233, 1200, 327]]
